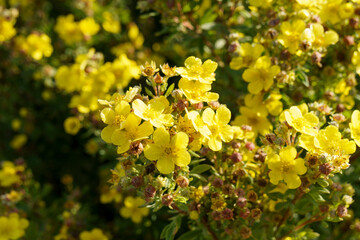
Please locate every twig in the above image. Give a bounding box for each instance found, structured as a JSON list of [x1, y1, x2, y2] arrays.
[[201, 215, 219, 240]]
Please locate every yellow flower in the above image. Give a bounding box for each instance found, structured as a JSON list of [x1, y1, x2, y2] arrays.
[[0, 213, 29, 240], [17, 33, 53, 60], [11, 118, 21, 131], [314, 125, 356, 169], [301, 24, 338, 50], [298, 134, 318, 152], [232, 107, 272, 136], [144, 127, 190, 174], [350, 110, 360, 147], [278, 20, 306, 54], [100, 100, 131, 143], [242, 56, 280, 94], [265, 93, 283, 116], [319, 0, 353, 24], [284, 106, 319, 136], [267, 146, 307, 189], [55, 15, 83, 44], [230, 43, 264, 70], [100, 187, 122, 204], [0, 161, 21, 187], [10, 134, 27, 150], [85, 139, 99, 155], [79, 228, 108, 240], [111, 54, 140, 88], [132, 96, 174, 128], [176, 112, 205, 151], [102, 11, 121, 33], [0, 16, 16, 42], [120, 196, 149, 223], [176, 56, 218, 84], [64, 117, 82, 135], [111, 113, 154, 153], [178, 78, 219, 104], [201, 106, 234, 151], [79, 17, 100, 36]]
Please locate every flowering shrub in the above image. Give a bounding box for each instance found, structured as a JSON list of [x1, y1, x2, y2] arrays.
[[2, 0, 360, 239]]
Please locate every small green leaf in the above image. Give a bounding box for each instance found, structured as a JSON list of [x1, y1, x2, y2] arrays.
[[165, 83, 175, 97], [145, 87, 155, 97], [191, 164, 212, 174], [177, 229, 203, 240], [316, 178, 329, 187]]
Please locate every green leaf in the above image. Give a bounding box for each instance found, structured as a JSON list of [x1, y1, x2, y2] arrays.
[[308, 191, 325, 203], [188, 150, 200, 158], [189, 158, 206, 165], [165, 83, 175, 97], [189, 173, 207, 182], [145, 87, 155, 97], [160, 216, 182, 240], [295, 69, 309, 87], [191, 164, 212, 174], [316, 178, 329, 187]]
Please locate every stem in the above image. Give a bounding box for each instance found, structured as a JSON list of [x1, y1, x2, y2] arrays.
[[278, 215, 324, 240], [201, 216, 219, 240]]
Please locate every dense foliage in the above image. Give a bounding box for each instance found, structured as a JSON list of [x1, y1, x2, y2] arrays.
[[2, 0, 360, 239]]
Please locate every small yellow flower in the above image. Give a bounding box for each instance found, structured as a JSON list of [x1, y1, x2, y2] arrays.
[[230, 43, 264, 70], [267, 146, 307, 189], [350, 110, 360, 147], [0, 213, 29, 240], [64, 117, 82, 135], [285, 106, 319, 136], [132, 96, 174, 128], [176, 56, 218, 84], [201, 106, 234, 151], [55, 15, 83, 44], [10, 134, 27, 150], [11, 119, 22, 131], [79, 228, 108, 240], [85, 139, 99, 155], [144, 127, 190, 174], [315, 125, 356, 169], [301, 24, 338, 50], [111, 113, 154, 153], [242, 56, 280, 94], [120, 196, 149, 223], [0, 16, 16, 42], [100, 100, 130, 143], [278, 20, 306, 54], [79, 17, 100, 36], [178, 78, 219, 104], [232, 107, 272, 136], [0, 161, 21, 187], [102, 11, 121, 33]]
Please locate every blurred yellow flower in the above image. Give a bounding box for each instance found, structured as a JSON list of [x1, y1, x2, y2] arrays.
[[176, 56, 218, 84], [64, 117, 82, 135], [0, 213, 29, 240], [79, 228, 108, 240], [120, 196, 149, 223]]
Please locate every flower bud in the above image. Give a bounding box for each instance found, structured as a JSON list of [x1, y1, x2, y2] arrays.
[[130, 141, 143, 156], [221, 208, 233, 220], [247, 190, 258, 202], [337, 205, 348, 218], [145, 163, 156, 174], [131, 176, 143, 188], [176, 176, 189, 188], [319, 163, 333, 176], [161, 194, 173, 206], [336, 104, 345, 113], [211, 178, 224, 188], [231, 141, 241, 149], [240, 226, 252, 239], [344, 35, 355, 46], [211, 211, 222, 221], [236, 197, 247, 208], [192, 102, 203, 110], [239, 208, 251, 219], [251, 208, 262, 220], [231, 152, 243, 163], [208, 101, 220, 110], [145, 185, 156, 199], [245, 142, 255, 151], [311, 52, 322, 67]]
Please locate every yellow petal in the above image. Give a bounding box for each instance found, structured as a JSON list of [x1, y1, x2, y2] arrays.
[[216, 105, 231, 124], [153, 127, 170, 145], [156, 157, 175, 174], [202, 108, 215, 125], [144, 144, 162, 161], [101, 108, 115, 124], [101, 126, 115, 143], [174, 150, 191, 167], [171, 132, 189, 149]]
